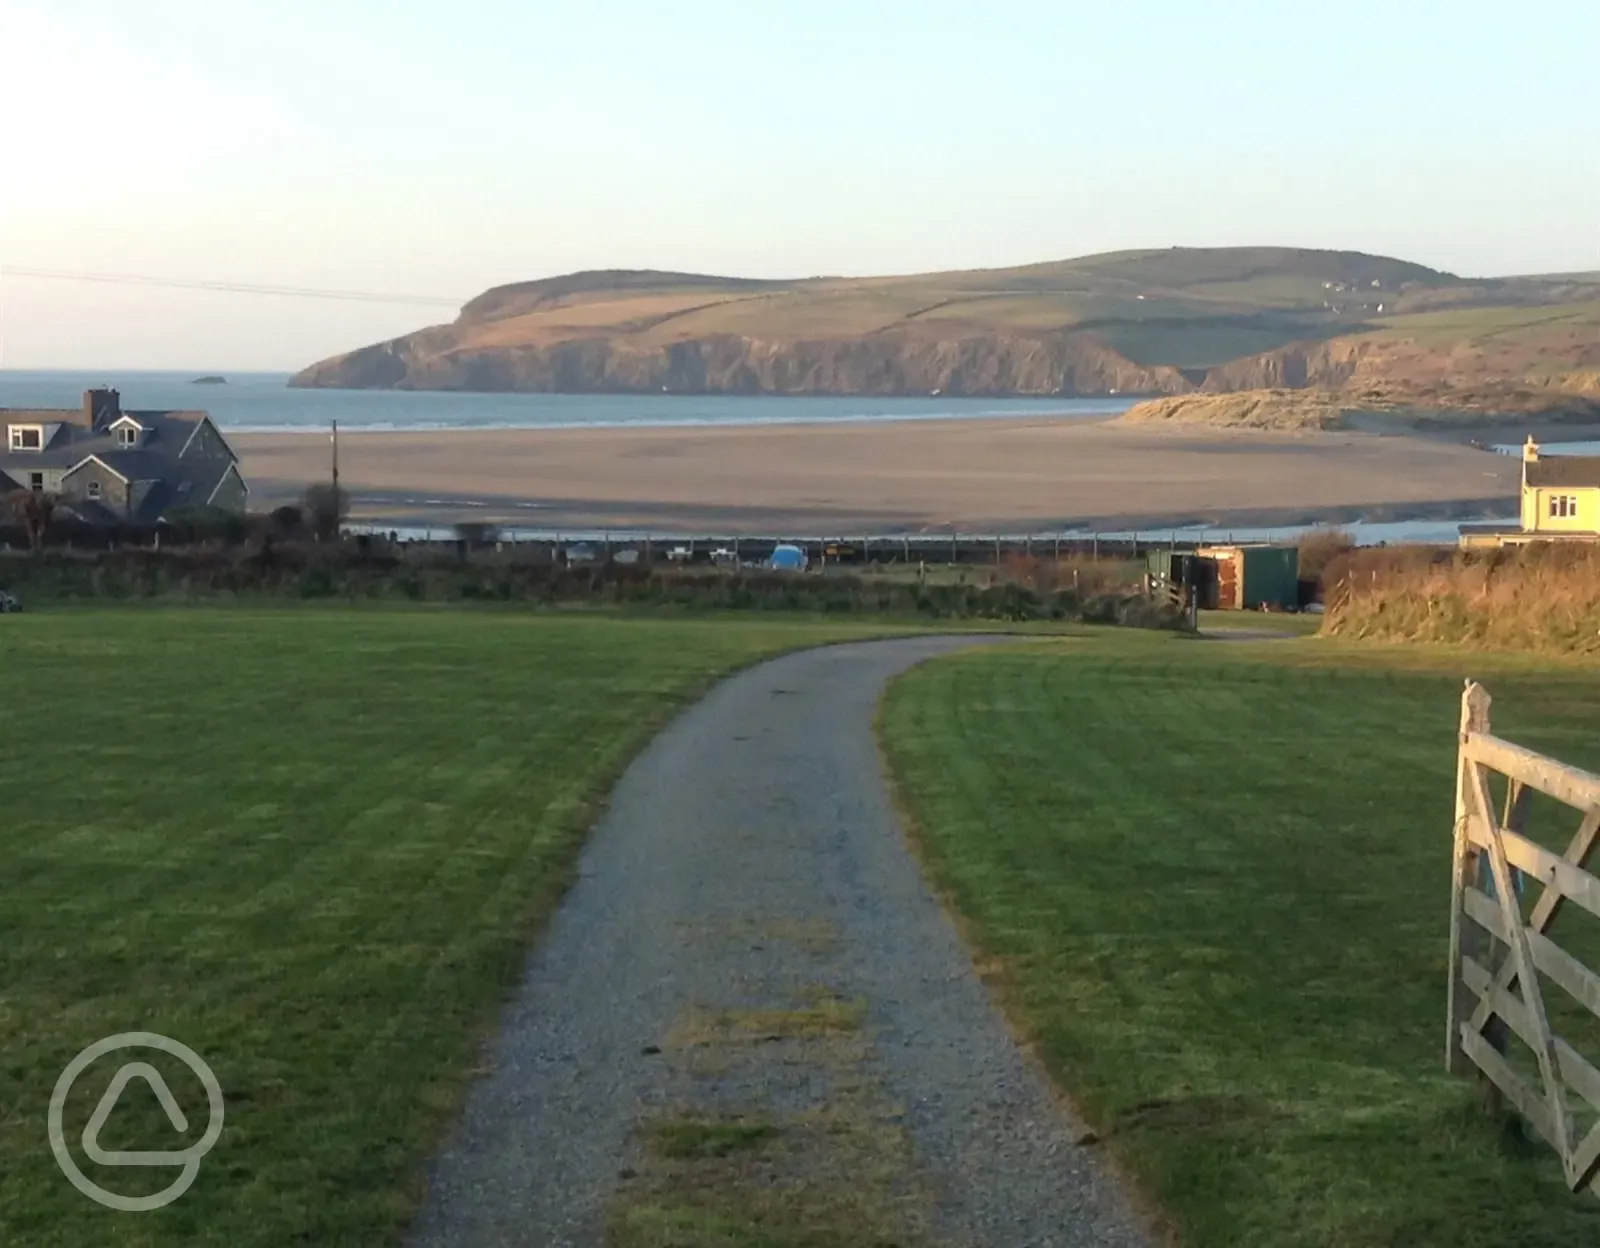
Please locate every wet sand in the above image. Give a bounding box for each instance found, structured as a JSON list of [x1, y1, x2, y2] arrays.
[[232, 417, 1520, 533]]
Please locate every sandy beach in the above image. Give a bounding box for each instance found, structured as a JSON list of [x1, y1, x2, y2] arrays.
[[231, 417, 1522, 533]]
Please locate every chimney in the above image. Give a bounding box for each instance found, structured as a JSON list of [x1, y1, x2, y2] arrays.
[[1523, 436, 1540, 464], [84, 387, 121, 429]]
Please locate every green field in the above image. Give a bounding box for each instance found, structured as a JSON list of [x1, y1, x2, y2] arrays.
[[1372, 300, 1600, 346], [881, 633, 1600, 1247], [0, 608, 913, 1247], [13, 607, 1600, 1246]]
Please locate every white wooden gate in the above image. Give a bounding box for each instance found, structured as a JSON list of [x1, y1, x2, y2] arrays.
[[1447, 680, 1600, 1199]]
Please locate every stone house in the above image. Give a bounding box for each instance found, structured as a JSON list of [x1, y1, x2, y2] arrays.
[[0, 388, 247, 523]]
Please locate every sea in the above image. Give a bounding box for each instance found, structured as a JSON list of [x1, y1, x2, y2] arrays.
[[0, 369, 1128, 433]]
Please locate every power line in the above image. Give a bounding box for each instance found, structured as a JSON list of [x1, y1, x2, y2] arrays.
[[0, 265, 465, 307]]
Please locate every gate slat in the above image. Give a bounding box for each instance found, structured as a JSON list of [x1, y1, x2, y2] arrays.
[[1464, 817, 1600, 924], [1463, 731, 1600, 812], [1461, 955, 1600, 1116], [1460, 1026, 1562, 1150], [1463, 889, 1600, 1026], [1572, 1125, 1600, 1194], [1471, 810, 1600, 1037]]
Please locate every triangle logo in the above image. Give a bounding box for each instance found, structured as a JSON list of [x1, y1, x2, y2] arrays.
[[81, 1062, 192, 1166]]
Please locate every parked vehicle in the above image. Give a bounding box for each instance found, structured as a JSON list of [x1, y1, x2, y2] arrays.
[[769, 543, 808, 572]]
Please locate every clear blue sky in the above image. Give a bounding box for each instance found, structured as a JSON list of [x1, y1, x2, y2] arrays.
[[3, 0, 1597, 370]]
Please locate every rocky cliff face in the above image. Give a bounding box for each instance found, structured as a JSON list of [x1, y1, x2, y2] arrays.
[[290, 331, 1193, 397], [291, 252, 1600, 399], [1197, 338, 1378, 392]]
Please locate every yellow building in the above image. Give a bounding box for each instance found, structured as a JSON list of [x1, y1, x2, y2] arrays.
[[1520, 438, 1600, 534], [1460, 438, 1600, 548]]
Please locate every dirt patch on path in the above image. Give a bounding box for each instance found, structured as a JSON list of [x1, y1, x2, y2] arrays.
[[405, 637, 1148, 1247]]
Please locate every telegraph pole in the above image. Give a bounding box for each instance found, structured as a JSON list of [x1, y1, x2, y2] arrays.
[[331, 419, 339, 493]]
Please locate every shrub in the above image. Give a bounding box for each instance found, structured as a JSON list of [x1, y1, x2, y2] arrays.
[[454, 521, 502, 547], [303, 484, 350, 541], [0, 546, 1191, 631], [1297, 527, 1357, 585], [1322, 542, 1600, 652]]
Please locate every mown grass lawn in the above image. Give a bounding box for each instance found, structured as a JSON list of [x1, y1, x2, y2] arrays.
[[0, 607, 914, 1247], [881, 633, 1600, 1248]]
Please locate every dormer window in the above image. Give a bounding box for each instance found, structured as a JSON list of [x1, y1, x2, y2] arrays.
[[109, 416, 144, 448], [8, 426, 43, 451]]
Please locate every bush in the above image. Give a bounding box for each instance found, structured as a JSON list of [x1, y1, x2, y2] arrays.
[[163, 505, 251, 547], [303, 484, 350, 541], [1322, 542, 1600, 652], [1297, 527, 1357, 585], [0, 545, 1192, 630], [454, 522, 502, 547]]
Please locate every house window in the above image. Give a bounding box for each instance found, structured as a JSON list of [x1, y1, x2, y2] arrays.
[[117, 426, 139, 448], [1550, 495, 1580, 519], [8, 426, 42, 451], [87, 481, 102, 501], [29, 472, 44, 492]]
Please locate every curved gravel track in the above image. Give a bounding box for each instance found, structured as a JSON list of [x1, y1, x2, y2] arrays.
[[406, 636, 1149, 1248]]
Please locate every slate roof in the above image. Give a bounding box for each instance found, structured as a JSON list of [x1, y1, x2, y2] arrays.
[[0, 403, 243, 523], [1525, 456, 1600, 489]]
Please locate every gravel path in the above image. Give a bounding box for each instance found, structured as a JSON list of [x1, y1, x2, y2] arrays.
[[406, 636, 1149, 1248]]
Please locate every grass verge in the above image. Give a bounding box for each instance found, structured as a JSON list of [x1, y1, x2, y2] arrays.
[[880, 631, 1600, 1247]]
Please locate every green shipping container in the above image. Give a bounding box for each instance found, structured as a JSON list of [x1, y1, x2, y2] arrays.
[[1197, 544, 1300, 610]]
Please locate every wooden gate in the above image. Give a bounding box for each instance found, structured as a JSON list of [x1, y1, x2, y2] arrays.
[[1447, 681, 1600, 1199]]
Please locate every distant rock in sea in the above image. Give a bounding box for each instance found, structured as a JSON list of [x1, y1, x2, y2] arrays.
[[191, 375, 228, 385]]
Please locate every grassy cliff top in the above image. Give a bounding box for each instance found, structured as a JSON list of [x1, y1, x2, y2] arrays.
[[448, 247, 1456, 352], [295, 247, 1600, 396]]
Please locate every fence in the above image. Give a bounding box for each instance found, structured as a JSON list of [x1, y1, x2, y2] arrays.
[[1447, 681, 1600, 1199]]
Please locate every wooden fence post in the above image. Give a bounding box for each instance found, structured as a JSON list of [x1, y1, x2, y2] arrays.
[[1448, 680, 1492, 1075]]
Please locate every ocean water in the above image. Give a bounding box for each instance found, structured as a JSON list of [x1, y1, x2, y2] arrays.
[[1492, 440, 1600, 456], [0, 370, 1129, 433]]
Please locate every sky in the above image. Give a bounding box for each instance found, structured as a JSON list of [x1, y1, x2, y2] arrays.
[[2, 0, 1597, 371]]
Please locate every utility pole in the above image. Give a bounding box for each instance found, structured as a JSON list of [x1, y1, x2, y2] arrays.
[[331, 419, 340, 494]]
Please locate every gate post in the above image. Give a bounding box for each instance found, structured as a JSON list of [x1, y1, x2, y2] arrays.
[[1448, 681, 1492, 1075]]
